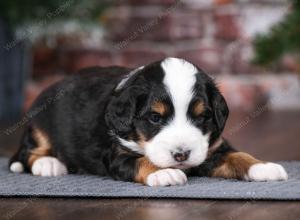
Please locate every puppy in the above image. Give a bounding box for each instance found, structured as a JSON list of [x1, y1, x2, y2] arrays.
[[9, 57, 288, 186]]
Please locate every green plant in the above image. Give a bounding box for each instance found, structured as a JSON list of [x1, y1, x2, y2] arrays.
[[252, 0, 300, 67], [0, 0, 110, 27]]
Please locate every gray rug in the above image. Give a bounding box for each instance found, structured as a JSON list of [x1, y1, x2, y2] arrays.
[[1, 158, 299, 200]]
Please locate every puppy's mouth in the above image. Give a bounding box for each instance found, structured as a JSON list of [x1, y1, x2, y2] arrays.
[[171, 163, 194, 169]]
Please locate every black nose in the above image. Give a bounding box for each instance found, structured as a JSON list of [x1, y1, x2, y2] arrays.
[[172, 150, 191, 162]]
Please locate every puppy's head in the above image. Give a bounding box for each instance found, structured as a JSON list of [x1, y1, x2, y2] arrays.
[[105, 57, 228, 169]]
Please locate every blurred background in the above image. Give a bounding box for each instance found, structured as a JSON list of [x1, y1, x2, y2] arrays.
[[0, 0, 299, 160]]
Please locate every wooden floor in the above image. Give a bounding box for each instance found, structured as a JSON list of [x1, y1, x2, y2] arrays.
[[0, 110, 300, 220], [1, 198, 300, 220]]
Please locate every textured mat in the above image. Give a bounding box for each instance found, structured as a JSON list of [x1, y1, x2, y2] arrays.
[[0, 158, 299, 200]]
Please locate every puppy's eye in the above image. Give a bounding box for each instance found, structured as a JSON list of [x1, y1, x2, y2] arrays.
[[148, 112, 162, 124], [194, 109, 212, 123], [194, 115, 205, 123]]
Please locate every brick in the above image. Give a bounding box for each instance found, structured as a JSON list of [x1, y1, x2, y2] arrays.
[[120, 47, 167, 67], [127, 15, 173, 41], [281, 54, 300, 73], [106, 9, 203, 42], [169, 11, 204, 40], [176, 44, 223, 74], [33, 46, 59, 77], [217, 77, 268, 111], [126, 0, 178, 6], [227, 43, 261, 74], [214, 0, 233, 5], [217, 74, 300, 111], [213, 7, 240, 41], [182, 0, 214, 9], [59, 48, 114, 73]]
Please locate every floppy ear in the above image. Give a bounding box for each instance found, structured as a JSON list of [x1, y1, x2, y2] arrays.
[[208, 83, 229, 133], [105, 88, 137, 136], [105, 67, 146, 137]]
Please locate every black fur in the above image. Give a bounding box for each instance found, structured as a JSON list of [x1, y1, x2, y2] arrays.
[[10, 60, 234, 182], [189, 140, 235, 177]]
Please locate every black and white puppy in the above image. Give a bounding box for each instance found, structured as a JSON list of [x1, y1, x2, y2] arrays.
[[9, 57, 288, 186]]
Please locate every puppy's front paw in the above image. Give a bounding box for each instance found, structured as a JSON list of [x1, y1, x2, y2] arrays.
[[246, 162, 288, 181], [31, 156, 68, 177], [146, 168, 187, 186]]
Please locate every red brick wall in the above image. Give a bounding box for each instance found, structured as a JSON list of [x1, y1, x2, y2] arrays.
[[27, 0, 300, 112], [33, 0, 288, 75]]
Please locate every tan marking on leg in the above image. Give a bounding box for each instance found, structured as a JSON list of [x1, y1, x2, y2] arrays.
[[28, 128, 52, 167], [151, 101, 168, 115], [193, 101, 205, 116], [135, 157, 160, 184], [211, 152, 262, 180]]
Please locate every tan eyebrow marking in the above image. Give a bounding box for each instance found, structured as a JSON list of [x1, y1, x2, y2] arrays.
[[151, 101, 168, 115], [193, 101, 205, 116]]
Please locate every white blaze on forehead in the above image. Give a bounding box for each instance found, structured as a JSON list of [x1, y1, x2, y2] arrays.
[[161, 57, 198, 116]]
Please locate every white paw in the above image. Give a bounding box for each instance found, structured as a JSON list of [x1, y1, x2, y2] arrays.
[[10, 161, 24, 173], [246, 162, 288, 181], [31, 156, 68, 177], [146, 168, 187, 186]]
